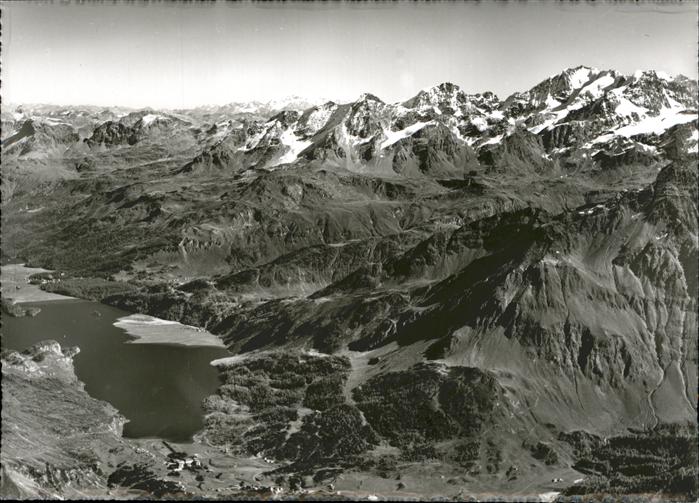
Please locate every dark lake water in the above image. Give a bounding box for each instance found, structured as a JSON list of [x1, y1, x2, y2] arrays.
[[1, 299, 230, 442]]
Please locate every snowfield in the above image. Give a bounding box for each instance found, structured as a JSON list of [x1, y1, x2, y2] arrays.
[[380, 121, 432, 149]]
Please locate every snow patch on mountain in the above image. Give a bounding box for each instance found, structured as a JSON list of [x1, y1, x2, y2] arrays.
[[380, 121, 432, 149], [481, 134, 504, 146], [239, 123, 271, 152], [568, 67, 594, 89], [42, 117, 72, 127], [470, 117, 488, 132], [613, 93, 648, 118], [488, 110, 505, 120], [269, 129, 312, 166], [450, 125, 471, 145], [529, 108, 571, 134], [593, 106, 697, 143], [301, 106, 336, 137], [141, 114, 161, 126], [545, 94, 561, 108], [578, 74, 615, 100]]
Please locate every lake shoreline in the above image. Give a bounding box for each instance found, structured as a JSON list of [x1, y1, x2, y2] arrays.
[[1, 263, 76, 303], [2, 297, 230, 442], [1, 263, 228, 349]]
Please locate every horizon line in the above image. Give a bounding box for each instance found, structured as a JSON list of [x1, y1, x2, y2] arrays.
[[2, 66, 695, 112]]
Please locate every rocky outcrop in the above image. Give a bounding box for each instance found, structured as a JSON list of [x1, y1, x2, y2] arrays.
[[0, 298, 41, 317], [1, 341, 128, 498], [85, 110, 196, 150]]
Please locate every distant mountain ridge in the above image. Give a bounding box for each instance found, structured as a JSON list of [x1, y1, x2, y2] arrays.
[[3, 65, 696, 176]]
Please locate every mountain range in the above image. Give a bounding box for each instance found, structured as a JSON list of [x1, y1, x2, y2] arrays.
[[1, 65, 697, 500]]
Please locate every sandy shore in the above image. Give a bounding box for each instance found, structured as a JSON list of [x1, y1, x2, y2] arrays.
[[113, 313, 225, 348], [1, 264, 75, 303]]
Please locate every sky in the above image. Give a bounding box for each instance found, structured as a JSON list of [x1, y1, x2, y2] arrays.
[[2, 1, 697, 109]]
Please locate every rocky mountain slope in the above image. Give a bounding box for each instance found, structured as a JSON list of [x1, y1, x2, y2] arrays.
[[2, 66, 697, 500], [1, 341, 149, 499]]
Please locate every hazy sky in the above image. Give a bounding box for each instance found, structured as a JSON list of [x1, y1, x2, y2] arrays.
[[2, 1, 697, 108]]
